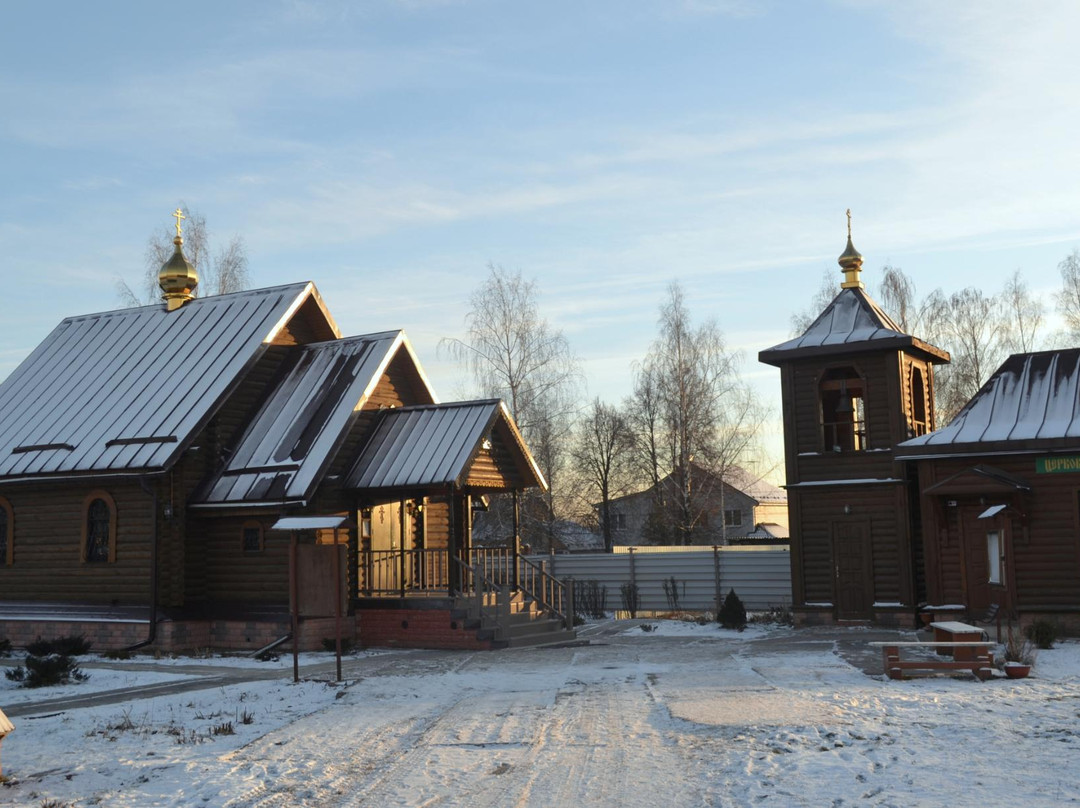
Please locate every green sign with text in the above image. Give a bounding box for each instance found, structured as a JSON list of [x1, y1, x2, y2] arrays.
[[1036, 456, 1080, 474]]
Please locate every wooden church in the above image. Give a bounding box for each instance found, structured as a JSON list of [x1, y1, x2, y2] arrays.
[[760, 218, 950, 627], [763, 216, 1080, 632], [0, 213, 574, 652]]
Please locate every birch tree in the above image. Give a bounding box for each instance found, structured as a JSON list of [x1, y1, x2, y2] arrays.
[[572, 399, 633, 552], [631, 282, 765, 545], [117, 206, 250, 306], [441, 264, 581, 549]]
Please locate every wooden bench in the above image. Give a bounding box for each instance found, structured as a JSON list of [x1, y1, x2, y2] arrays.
[[869, 641, 997, 681], [929, 621, 987, 661]]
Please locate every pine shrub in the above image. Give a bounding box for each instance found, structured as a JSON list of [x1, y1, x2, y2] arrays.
[[26, 634, 92, 656], [718, 588, 747, 631], [7, 653, 89, 687]]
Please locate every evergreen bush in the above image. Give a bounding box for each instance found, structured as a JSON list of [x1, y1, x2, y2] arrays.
[[6, 653, 88, 687], [1024, 619, 1060, 650], [718, 588, 747, 630]]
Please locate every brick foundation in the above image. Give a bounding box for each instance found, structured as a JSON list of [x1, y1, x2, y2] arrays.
[[357, 609, 492, 651], [0, 616, 357, 653]]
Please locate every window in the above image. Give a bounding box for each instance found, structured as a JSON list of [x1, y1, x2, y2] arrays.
[[724, 509, 743, 528], [242, 520, 264, 553], [987, 531, 1003, 585], [0, 496, 12, 565], [82, 490, 117, 563], [821, 367, 867, 452], [613, 512, 626, 530], [910, 366, 929, 437]]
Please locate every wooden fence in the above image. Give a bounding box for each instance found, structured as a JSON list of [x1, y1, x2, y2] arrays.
[[526, 545, 792, 614]]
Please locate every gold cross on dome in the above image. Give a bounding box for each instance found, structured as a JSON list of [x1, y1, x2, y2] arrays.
[[846, 208, 852, 238], [173, 208, 185, 238]]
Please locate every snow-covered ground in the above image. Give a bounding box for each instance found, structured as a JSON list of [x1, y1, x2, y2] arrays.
[[1, 621, 1078, 807]]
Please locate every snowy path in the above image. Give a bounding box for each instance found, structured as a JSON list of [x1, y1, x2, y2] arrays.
[[3, 623, 1079, 807]]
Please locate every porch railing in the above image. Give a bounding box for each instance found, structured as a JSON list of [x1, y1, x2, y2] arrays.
[[358, 547, 574, 629], [453, 556, 509, 642], [361, 548, 451, 596], [519, 555, 572, 629]]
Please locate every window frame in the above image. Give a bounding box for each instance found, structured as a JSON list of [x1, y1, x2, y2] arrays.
[[0, 496, 12, 566], [819, 366, 868, 452], [724, 509, 743, 528], [987, 530, 1004, 586], [81, 490, 117, 564], [242, 520, 265, 554]]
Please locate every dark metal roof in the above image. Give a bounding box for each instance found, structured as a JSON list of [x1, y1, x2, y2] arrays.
[[193, 332, 407, 505], [0, 283, 323, 480], [897, 349, 1080, 458], [759, 287, 949, 365], [345, 400, 545, 492]]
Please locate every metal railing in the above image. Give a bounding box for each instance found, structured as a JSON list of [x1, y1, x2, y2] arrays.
[[519, 555, 573, 629], [453, 556, 509, 642], [358, 547, 573, 630], [360, 548, 451, 596]]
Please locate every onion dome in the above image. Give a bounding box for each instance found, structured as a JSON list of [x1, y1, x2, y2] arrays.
[[159, 208, 198, 311], [839, 208, 864, 289]]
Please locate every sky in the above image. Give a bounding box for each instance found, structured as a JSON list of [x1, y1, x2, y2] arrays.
[[3, 0, 1080, 472]]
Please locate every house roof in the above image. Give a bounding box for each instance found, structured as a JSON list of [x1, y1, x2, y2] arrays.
[[193, 331, 418, 506], [606, 464, 785, 507], [0, 282, 331, 481], [344, 400, 546, 493], [759, 287, 948, 366], [897, 348, 1080, 458]]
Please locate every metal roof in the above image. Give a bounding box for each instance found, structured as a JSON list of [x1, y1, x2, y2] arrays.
[[0, 283, 322, 480], [759, 287, 948, 365], [897, 349, 1080, 457], [194, 332, 406, 505], [345, 400, 544, 492]]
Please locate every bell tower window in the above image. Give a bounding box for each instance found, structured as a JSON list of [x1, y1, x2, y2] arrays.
[[910, 366, 929, 437], [821, 368, 866, 452]]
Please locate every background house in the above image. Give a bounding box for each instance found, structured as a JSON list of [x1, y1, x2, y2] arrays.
[[602, 464, 788, 547]]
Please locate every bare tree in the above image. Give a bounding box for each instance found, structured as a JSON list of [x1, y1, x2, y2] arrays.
[[1002, 269, 1044, 353], [116, 206, 250, 306], [441, 264, 581, 549], [790, 268, 839, 335], [572, 399, 633, 552], [631, 282, 765, 545], [924, 287, 1008, 424], [1057, 249, 1080, 339]]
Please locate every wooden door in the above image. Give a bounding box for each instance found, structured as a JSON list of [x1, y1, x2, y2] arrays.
[[833, 520, 872, 620], [960, 507, 991, 610], [369, 502, 406, 591]]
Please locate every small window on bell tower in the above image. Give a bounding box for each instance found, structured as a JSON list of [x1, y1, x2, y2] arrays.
[[821, 368, 866, 452]]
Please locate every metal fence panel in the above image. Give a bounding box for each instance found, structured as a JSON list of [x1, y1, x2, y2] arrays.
[[526, 546, 791, 612]]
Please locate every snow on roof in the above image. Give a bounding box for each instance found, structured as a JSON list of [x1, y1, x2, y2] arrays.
[[194, 332, 406, 505], [759, 287, 948, 365], [897, 348, 1080, 456], [0, 283, 318, 480]]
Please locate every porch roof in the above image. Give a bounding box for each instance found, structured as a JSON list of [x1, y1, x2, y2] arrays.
[[192, 332, 413, 506], [344, 400, 546, 493]]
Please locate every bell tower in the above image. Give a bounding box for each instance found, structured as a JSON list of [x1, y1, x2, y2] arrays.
[[759, 214, 949, 626]]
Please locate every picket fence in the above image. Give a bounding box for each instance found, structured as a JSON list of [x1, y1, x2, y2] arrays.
[[525, 545, 792, 614]]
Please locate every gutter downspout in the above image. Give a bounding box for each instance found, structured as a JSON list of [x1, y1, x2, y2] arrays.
[[126, 475, 159, 651]]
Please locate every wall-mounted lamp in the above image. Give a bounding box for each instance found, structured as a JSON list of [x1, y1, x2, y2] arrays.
[[843, 504, 852, 515], [163, 503, 174, 520]]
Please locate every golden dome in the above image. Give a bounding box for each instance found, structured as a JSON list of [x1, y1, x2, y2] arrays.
[[159, 209, 198, 310], [838, 209, 864, 289]]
